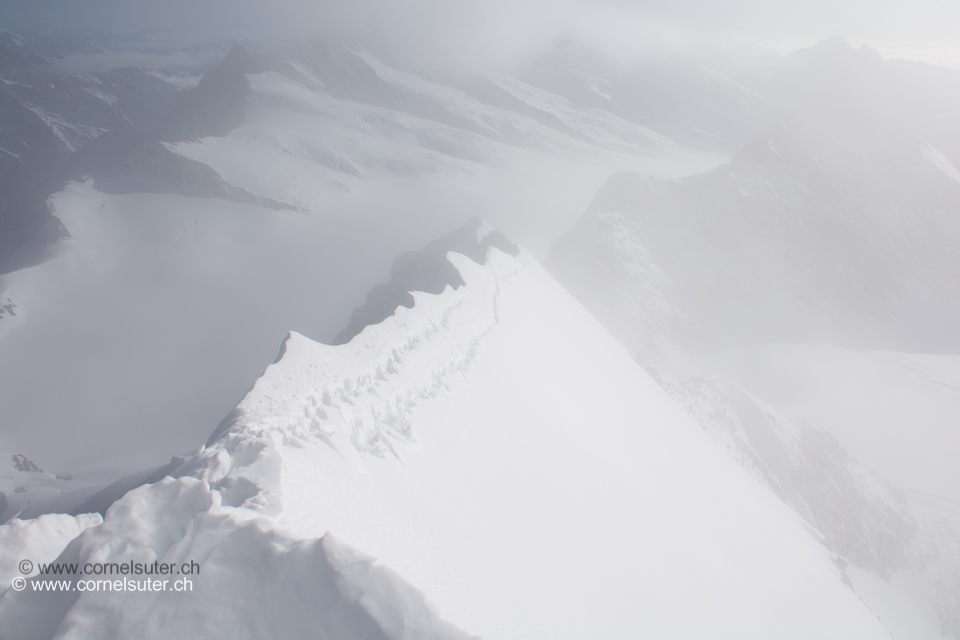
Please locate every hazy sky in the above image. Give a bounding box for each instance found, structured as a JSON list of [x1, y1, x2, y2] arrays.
[[3, 0, 958, 47]]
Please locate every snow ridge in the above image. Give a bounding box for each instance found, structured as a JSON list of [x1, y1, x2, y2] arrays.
[[0, 236, 518, 640], [332, 217, 519, 345], [199, 245, 525, 512], [0, 224, 894, 639]]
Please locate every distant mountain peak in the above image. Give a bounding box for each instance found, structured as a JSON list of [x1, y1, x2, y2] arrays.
[[156, 42, 268, 142], [791, 36, 886, 70], [10, 454, 42, 473]]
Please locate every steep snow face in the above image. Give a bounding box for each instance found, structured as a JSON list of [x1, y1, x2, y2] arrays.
[[1, 237, 890, 638], [653, 366, 960, 640], [543, 38, 960, 640], [47, 243, 901, 637]]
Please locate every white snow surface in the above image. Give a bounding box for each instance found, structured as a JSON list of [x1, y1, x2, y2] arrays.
[[0, 246, 893, 638], [715, 343, 960, 504], [922, 142, 960, 184], [0, 478, 473, 640], [0, 513, 102, 591]]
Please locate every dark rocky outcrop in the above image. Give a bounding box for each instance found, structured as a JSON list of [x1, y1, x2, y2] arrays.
[[157, 44, 267, 142], [331, 217, 519, 345]]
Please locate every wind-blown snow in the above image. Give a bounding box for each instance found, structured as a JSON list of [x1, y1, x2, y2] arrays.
[[0, 478, 473, 640], [0, 513, 102, 591]]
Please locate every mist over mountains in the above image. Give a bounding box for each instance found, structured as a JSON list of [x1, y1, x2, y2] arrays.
[[549, 39, 960, 356], [1, 22, 960, 640]]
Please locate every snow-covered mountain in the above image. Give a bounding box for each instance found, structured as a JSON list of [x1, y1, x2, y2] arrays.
[[0, 31, 725, 478], [0, 32, 729, 276], [548, 39, 960, 358], [3, 28, 960, 640], [2, 220, 891, 639], [545, 38, 960, 639], [0, 31, 213, 274]]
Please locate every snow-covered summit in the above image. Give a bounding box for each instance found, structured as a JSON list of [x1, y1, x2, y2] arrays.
[[2, 222, 893, 638], [331, 217, 518, 345], [202, 220, 522, 479]]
